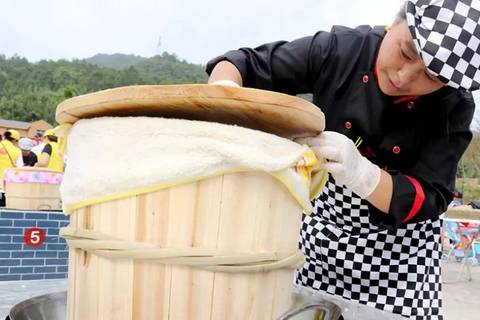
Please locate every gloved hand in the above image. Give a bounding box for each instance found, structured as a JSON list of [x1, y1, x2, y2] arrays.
[[208, 79, 241, 87], [296, 131, 381, 198]]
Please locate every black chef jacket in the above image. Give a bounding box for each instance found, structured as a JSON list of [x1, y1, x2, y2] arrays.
[[206, 25, 475, 230]]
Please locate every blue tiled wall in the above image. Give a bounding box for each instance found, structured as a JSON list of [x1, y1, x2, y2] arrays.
[[0, 210, 70, 281]]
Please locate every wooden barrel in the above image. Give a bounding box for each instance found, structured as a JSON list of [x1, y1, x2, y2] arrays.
[[66, 172, 302, 319], [4, 167, 62, 211], [57, 85, 325, 320]]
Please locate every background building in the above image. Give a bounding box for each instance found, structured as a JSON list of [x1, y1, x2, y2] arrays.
[[0, 119, 53, 139]]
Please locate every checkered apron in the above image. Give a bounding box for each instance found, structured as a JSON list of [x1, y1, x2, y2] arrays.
[[295, 176, 443, 319]]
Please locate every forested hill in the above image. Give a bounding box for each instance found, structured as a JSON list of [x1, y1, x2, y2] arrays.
[[84, 53, 147, 69], [0, 52, 208, 124]]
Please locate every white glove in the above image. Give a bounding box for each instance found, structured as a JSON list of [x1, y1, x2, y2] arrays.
[[208, 80, 241, 87], [297, 131, 381, 198]]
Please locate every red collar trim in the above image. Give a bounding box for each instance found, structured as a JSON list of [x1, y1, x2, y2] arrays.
[[393, 95, 420, 104]]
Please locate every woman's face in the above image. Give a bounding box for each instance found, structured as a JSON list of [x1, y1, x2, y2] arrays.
[[376, 20, 445, 96]]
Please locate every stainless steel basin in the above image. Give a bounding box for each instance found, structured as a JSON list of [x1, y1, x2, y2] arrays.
[[8, 291, 66, 320]]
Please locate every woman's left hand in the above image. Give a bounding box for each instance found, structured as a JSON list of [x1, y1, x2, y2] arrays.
[[296, 131, 381, 198]]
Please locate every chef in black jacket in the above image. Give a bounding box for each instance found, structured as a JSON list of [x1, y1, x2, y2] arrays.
[[206, 0, 477, 319]]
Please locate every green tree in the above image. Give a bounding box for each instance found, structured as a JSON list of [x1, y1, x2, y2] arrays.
[[0, 52, 207, 124]]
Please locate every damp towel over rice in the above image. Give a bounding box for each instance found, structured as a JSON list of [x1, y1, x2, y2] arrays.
[[60, 117, 327, 213]]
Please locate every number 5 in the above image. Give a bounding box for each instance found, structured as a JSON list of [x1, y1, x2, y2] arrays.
[[30, 230, 41, 244]]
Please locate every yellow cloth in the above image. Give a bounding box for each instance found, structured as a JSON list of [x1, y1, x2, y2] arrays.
[[44, 141, 64, 172], [0, 140, 21, 183], [51, 124, 71, 156], [44, 129, 55, 137], [6, 129, 20, 141]]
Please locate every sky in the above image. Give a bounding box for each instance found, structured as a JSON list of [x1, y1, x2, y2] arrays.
[[0, 0, 406, 64], [0, 0, 478, 128]]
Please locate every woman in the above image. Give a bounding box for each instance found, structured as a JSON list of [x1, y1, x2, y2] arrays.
[[35, 129, 64, 172], [18, 137, 38, 167], [0, 129, 22, 181], [206, 0, 477, 319]]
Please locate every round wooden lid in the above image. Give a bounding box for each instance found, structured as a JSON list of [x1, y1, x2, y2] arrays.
[[56, 84, 324, 138]]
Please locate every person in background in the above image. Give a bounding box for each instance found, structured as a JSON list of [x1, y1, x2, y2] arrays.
[[18, 137, 38, 167], [32, 131, 43, 145], [450, 191, 463, 208], [35, 129, 64, 172], [30, 133, 45, 156], [443, 191, 464, 258], [0, 129, 23, 181], [206, 1, 477, 319]]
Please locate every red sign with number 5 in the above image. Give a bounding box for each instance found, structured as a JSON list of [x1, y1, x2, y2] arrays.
[[24, 228, 46, 248]]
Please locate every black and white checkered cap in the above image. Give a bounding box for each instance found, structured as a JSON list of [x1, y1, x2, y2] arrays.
[[406, 0, 480, 90]]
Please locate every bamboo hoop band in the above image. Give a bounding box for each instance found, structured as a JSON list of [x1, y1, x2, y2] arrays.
[[60, 227, 305, 273]]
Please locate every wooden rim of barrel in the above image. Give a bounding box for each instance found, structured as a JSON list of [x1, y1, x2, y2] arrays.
[[55, 84, 324, 138]]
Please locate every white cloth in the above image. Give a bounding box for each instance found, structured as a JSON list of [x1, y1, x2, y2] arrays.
[[30, 143, 45, 156], [61, 117, 320, 212], [19, 138, 35, 151]]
